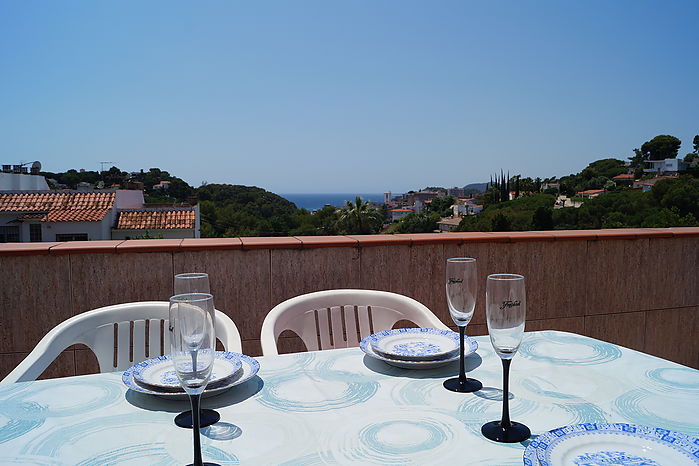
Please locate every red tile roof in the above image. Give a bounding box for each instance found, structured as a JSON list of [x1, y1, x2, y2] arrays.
[[612, 174, 635, 180], [116, 209, 195, 230], [0, 191, 115, 222]]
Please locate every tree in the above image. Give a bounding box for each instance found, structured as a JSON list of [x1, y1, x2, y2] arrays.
[[394, 213, 439, 233], [426, 195, 455, 217], [532, 206, 553, 230], [337, 197, 383, 235], [694, 135, 699, 153], [640, 135, 681, 161], [491, 212, 512, 231]]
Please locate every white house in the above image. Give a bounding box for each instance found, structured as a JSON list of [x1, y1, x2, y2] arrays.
[[0, 189, 199, 242], [644, 158, 687, 174]]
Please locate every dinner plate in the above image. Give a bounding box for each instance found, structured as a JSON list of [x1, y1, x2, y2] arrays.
[[122, 353, 259, 400], [535, 423, 699, 466], [369, 328, 460, 361], [523, 439, 539, 465], [360, 334, 477, 369], [132, 352, 242, 390]]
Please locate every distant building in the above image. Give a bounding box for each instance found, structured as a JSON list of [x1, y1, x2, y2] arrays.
[[437, 217, 461, 232], [633, 176, 673, 193], [644, 158, 687, 174], [576, 189, 605, 199], [406, 191, 441, 205], [0, 172, 49, 191], [390, 208, 412, 221], [384, 192, 392, 204], [612, 174, 635, 186], [447, 187, 465, 198]]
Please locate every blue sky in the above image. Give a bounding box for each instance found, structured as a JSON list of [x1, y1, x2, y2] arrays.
[[1, 1, 697, 193]]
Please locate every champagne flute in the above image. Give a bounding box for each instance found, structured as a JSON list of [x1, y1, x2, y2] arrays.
[[170, 293, 220, 466], [481, 274, 531, 443], [443, 258, 482, 393], [173, 273, 220, 429]]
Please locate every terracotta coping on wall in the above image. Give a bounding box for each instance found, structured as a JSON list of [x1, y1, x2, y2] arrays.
[[548, 230, 601, 241], [50, 240, 124, 254], [294, 236, 359, 248], [668, 227, 699, 237], [0, 242, 61, 256], [180, 238, 243, 251], [239, 236, 303, 250], [346, 234, 413, 247], [115, 239, 184, 253], [1, 228, 697, 256], [499, 231, 557, 243]]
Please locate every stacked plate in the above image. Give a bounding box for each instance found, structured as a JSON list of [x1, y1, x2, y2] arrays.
[[523, 423, 699, 465], [122, 351, 260, 400], [360, 328, 478, 369]]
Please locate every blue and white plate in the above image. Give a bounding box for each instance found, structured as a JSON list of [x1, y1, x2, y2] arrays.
[[535, 423, 699, 466], [123, 352, 259, 400], [132, 351, 242, 390], [360, 334, 477, 369], [523, 439, 539, 465], [369, 328, 461, 361]]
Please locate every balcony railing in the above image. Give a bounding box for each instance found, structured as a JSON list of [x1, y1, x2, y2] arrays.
[[1, 227, 697, 380]]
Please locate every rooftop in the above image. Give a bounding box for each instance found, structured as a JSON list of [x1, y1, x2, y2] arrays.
[[0, 191, 116, 222], [116, 208, 196, 230]]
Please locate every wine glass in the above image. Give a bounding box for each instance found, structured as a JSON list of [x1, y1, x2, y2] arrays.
[[170, 293, 220, 466], [173, 272, 220, 429], [175, 272, 211, 294], [443, 258, 482, 393], [481, 274, 531, 443]]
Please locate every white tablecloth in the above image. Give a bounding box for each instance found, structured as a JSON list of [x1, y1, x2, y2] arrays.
[[0, 330, 697, 465]]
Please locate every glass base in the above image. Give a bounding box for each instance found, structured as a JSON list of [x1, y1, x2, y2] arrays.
[[443, 377, 482, 393], [481, 420, 531, 443], [175, 409, 220, 429], [186, 463, 220, 466]]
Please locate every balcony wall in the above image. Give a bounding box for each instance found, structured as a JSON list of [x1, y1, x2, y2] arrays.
[[1, 227, 697, 381]]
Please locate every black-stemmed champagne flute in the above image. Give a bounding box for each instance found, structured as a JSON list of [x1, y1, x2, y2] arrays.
[[170, 293, 220, 466], [443, 257, 482, 393], [481, 274, 531, 443], [173, 273, 220, 429]]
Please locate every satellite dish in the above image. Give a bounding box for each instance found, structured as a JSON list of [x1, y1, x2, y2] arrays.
[[30, 161, 42, 174]]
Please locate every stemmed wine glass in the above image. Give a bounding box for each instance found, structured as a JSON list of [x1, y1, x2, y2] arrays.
[[481, 274, 531, 443], [173, 273, 220, 429], [170, 293, 220, 466], [443, 257, 482, 393]]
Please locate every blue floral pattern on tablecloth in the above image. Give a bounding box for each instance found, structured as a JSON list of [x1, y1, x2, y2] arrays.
[[0, 331, 697, 465]]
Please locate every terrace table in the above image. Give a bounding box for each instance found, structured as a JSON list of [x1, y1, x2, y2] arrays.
[[0, 330, 697, 465]]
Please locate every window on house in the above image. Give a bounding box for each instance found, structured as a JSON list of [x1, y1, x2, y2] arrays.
[[55, 233, 88, 242], [0, 226, 20, 242], [29, 224, 42, 242]]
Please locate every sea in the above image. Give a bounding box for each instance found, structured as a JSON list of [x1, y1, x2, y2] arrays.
[[281, 193, 386, 211]]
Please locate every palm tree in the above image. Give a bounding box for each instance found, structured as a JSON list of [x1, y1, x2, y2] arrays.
[[337, 196, 382, 234]]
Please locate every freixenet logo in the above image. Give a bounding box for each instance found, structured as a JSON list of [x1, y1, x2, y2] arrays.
[[499, 300, 521, 310], [448, 278, 463, 284]]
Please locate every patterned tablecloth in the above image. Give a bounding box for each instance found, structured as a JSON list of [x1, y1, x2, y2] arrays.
[[0, 330, 697, 465]]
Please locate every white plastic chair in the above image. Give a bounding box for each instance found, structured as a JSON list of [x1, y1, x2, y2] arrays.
[[2, 301, 242, 384], [260, 289, 448, 356]]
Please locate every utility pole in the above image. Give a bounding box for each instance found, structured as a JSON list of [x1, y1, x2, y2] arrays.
[[99, 161, 113, 173]]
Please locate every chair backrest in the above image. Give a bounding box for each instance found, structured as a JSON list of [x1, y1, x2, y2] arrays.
[[260, 289, 448, 356], [2, 301, 242, 384]]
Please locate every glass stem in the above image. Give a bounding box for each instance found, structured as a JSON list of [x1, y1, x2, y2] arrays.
[[190, 393, 203, 466], [458, 326, 466, 383], [500, 358, 512, 428]]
